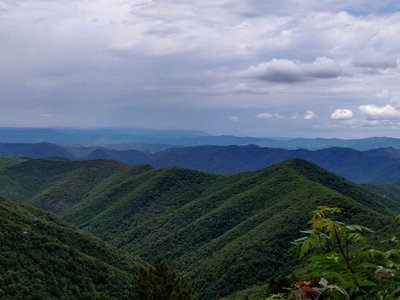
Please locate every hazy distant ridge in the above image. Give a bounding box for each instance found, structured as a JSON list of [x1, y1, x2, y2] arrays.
[[1, 128, 400, 150], [2, 142, 400, 183]]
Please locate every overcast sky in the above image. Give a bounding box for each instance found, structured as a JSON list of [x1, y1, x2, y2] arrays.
[[1, 0, 400, 138]]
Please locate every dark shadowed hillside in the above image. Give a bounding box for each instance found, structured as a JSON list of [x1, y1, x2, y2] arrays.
[[0, 142, 74, 159], [0, 196, 141, 299]]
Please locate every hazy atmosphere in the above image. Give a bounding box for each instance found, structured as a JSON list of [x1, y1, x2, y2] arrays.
[[1, 0, 400, 137]]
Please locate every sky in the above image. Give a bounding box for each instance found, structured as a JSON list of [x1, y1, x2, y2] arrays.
[[1, 0, 400, 138]]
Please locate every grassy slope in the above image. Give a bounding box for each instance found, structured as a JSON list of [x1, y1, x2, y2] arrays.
[[0, 196, 141, 300], [0, 158, 395, 298]]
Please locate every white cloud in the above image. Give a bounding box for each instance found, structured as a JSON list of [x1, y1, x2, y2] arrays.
[[239, 57, 342, 83], [228, 115, 240, 122], [255, 112, 284, 119], [359, 104, 400, 119], [331, 109, 353, 120], [304, 110, 318, 120]]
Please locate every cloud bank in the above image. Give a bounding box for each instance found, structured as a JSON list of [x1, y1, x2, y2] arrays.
[[359, 104, 400, 119], [0, 0, 400, 137]]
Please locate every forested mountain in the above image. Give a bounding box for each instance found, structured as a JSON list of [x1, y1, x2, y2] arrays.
[[0, 196, 141, 299], [148, 145, 400, 183], [0, 142, 74, 159], [0, 158, 129, 211], [4, 142, 400, 183], [0, 157, 395, 298], [364, 181, 400, 212]]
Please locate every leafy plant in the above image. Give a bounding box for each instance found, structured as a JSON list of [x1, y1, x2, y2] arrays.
[[288, 205, 400, 299], [265, 293, 286, 300]]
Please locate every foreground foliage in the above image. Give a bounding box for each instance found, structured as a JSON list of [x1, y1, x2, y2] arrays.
[[268, 206, 400, 299]]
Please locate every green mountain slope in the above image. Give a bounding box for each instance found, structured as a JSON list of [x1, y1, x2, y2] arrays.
[[0, 196, 140, 299], [0, 158, 128, 211], [0, 158, 395, 298], [71, 160, 394, 298], [363, 181, 400, 212]]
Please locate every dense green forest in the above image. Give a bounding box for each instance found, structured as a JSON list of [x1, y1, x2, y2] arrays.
[[0, 157, 397, 298], [0, 196, 142, 299]]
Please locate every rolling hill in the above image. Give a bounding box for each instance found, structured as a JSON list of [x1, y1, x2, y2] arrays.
[[0, 157, 395, 298], [0, 196, 141, 299]]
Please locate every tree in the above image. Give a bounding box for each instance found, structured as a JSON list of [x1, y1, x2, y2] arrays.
[[132, 257, 193, 300]]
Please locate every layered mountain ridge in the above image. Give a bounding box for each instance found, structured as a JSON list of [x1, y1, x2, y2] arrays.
[[0, 157, 396, 298], [3, 142, 400, 182]]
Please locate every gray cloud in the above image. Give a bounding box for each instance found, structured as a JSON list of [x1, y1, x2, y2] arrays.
[[0, 1, 400, 137], [238, 57, 342, 83], [232, 83, 270, 94], [353, 57, 398, 69], [228, 115, 240, 122]]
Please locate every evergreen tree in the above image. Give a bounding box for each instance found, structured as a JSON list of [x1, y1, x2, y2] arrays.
[[133, 257, 193, 300]]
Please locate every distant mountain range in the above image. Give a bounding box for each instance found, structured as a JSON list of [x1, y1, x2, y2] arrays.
[[2, 142, 400, 183], [147, 145, 400, 183], [0, 157, 396, 298], [0, 127, 207, 149], [2, 127, 400, 151]]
